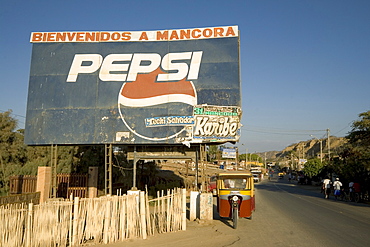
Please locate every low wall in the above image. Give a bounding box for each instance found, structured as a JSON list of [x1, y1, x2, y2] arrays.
[[0, 192, 40, 205]]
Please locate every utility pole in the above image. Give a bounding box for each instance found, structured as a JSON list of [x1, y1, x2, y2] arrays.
[[310, 135, 322, 164], [327, 129, 330, 161], [236, 147, 239, 170], [245, 148, 248, 169], [291, 153, 293, 170]]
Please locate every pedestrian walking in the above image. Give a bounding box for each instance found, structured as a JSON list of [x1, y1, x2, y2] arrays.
[[333, 177, 342, 200], [323, 177, 332, 199]]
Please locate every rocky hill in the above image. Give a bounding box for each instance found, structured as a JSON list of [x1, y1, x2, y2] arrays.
[[256, 136, 347, 161]]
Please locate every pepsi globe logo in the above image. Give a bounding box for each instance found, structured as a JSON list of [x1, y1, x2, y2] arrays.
[[118, 68, 197, 141]]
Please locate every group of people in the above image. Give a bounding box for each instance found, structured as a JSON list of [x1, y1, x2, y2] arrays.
[[322, 177, 361, 200], [322, 177, 340, 199]]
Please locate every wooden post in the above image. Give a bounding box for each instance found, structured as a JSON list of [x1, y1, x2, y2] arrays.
[[120, 195, 127, 240], [103, 197, 111, 244], [26, 203, 33, 247], [69, 200, 73, 245], [144, 191, 152, 236], [139, 191, 147, 239], [166, 190, 171, 232], [181, 188, 187, 231], [72, 197, 79, 246]]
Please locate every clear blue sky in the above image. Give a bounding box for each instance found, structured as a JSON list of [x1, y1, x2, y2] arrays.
[[1, 0, 369, 152]]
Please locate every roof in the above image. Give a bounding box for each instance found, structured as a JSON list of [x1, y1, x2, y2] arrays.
[[217, 171, 252, 177]]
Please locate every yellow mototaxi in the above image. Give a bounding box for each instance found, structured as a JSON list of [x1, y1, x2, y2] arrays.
[[216, 171, 255, 228]]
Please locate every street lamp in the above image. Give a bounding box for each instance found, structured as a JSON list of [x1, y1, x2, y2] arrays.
[[310, 135, 322, 164]]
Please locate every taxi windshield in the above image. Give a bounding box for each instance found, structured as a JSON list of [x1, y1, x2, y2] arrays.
[[223, 178, 247, 189]]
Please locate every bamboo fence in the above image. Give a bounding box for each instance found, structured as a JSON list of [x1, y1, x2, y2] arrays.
[[0, 188, 186, 247]]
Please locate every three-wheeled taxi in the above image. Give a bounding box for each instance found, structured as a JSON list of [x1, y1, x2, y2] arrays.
[[216, 171, 255, 229]]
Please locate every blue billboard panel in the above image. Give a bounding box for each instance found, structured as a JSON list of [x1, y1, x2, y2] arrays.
[[25, 26, 241, 145], [222, 148, 237, 159]]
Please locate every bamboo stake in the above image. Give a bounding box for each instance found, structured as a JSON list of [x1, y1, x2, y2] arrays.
[[166, 189, 171, 232], [120, 195, 126, 240], [140, 191, 147, 239], [182, 188, 187, 231], [113, 196, 118, 242], [72, 197, 79, 246], [0, 187, 186, 247], [157, 192, 161, 234], [145, 188, 153, 236], [103, 197, 111, 244], [69, 200, 74, 245]]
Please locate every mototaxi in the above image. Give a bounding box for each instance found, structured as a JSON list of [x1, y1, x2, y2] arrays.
[[216, 171, 255, 228]]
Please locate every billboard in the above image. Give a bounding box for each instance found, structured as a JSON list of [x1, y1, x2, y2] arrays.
[[25, 26, 241, 145], [221, 148, 237, 159]]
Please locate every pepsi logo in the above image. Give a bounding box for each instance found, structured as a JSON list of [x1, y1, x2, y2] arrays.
[[65, 51, 203, 142], [118, 67, 198, 141]]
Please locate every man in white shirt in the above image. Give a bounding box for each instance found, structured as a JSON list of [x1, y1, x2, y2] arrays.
[[333, 178, 342, 200], [323, 177, 332, 199]]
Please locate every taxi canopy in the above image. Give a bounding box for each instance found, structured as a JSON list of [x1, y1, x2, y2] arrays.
[[217, 171, 254, 190]]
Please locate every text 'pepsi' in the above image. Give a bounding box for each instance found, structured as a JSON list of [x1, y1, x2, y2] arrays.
[[67, 51, 203, 82]]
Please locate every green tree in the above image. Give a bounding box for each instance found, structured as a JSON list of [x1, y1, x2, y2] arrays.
[[207, 144, 220, 161], [0, 111, 27, 195], [302, 158, 324, 178], [249, 153, 263, 164], [334, 110, 370, 190], [238, 153, 246, 162]]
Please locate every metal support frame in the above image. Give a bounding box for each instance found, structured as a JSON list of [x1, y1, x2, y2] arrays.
[[195, 149, 199, 190], [50, 144, 57, 198], [133, 145, 137, 190], [126, 145, 198, 189], [199, 144, 207, 191], [105, 144, 113, 195]]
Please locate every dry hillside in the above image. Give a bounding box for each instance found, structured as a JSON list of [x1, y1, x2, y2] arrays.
[[257, 136, 347, 161]]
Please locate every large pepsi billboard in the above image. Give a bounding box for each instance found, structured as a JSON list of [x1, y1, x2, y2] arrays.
[[25, 26, 241, 145]]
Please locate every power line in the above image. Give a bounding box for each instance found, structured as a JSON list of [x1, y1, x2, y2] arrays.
[[332, 122, 352, 136], [0, 110, 26, 118], [0, 110, 26, 128], [241, 126, 326, 136], [244, 124, 325, 132]]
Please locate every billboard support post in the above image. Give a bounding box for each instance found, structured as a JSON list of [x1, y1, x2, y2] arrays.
[[200, 144, 207, 191], [50, 144, 57, 198], [133, 146, 137, 190], [104, 144, 113, 195], [195, 148, 199, 190]]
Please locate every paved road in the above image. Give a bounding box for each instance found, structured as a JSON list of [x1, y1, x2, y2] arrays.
[[91, 177, 370, 247]]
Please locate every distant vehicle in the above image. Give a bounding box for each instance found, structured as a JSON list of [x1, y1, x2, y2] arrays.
[[250, 167, 262, 173], [278, 172, 284, 179], [253, 174, 259, 183], [208, 175, 218, 195]]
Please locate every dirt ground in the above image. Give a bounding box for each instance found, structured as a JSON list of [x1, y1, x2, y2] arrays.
[[89, 219, 238, 247]]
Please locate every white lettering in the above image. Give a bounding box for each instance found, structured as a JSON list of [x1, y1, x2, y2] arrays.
[[99, 54, 132, 81], [66, 51, 203, 82], [127, 53, 161, 81], [157, 52, 192, 81], [66, 54, 102, 82], [188, 51, 203, 80], [194, 116, 238, 137], [146, 117, 166, 126]]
